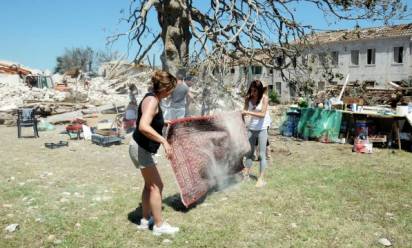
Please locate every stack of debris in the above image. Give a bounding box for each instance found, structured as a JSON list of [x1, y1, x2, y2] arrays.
[[0, 60, 154, 125], [0, 62, 32, 75], [315, 83, 411, 107], [1, 59, 258, 126]]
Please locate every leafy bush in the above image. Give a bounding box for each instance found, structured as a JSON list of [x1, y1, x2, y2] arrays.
[[298, 97, 308, 108], [269, 90, 280, 104]]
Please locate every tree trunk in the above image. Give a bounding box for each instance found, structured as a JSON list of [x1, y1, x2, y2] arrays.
[[155, 1, 191, 76]]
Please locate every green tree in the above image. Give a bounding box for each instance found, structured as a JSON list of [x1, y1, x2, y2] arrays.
[[54, 47, 95, 74]]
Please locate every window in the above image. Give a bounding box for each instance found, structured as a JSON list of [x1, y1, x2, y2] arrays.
[[252, 66, 262, 75], [276, 82, 282, 95], [364, 81, 375, 88], [268, 85, 274, 92], [230, 68, 235, 74], [212, 68, 219, 75], [394, 46, 403, 63], [351, 50, 359, 65], [292, 57, 297, 68], [289, 85, 296, 97], [269, 68, 274, 74], [367, 48, 375, 65], [410, 42, 412, 55], [319, 53, 327, 65], [318, 81, 325, 91], [331, 51, 339, 66], [301, 55, 308, 65], [276, 56, 284, 66]]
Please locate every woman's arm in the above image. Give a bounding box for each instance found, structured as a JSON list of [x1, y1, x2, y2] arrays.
[[243, 98, 249, 111], [243, 95, 269, 118]]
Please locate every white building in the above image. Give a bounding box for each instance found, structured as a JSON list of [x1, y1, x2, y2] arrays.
[[225, 23, 412, 103]]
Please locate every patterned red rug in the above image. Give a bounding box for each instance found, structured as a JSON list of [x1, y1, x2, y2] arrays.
[[166, 112, 250, 207]]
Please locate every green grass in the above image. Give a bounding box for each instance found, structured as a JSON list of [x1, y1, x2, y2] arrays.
[[0, 126, 411, 247]]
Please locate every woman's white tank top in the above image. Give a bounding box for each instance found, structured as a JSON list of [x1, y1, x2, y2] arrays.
[[247, 99, 271, 130]]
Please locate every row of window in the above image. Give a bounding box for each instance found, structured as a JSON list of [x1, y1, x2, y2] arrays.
[[230, 66, 267, 75], [328, 46, 408, 66], [228, 44, 411, 75], [270, 80, 378, 98]]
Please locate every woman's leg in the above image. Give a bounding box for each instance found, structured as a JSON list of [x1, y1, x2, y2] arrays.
[[257, 129, 268, 179], [141, 166, 164, 227], [266, 128, 271, 159], [141, 186, 150, 219], [244, 130, 258, 176], [255, 139, 259, 160], [129, 142, 151, 219]]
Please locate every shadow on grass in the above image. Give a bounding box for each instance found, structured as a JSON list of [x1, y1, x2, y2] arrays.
[[163, 174, 243, 212], [127, 203, 166, 225], [127, 206, 142, 225], [127, 174, 243, 224], [18, 135, 39, 138], [249, 174, 258, 181]]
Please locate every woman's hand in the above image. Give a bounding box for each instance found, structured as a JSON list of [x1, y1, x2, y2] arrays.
[[162, 140, 173, 160], [242, 110, 249, 116]]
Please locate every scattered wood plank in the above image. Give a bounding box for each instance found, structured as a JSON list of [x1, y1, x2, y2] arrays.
[[44, 103, 125, 124]]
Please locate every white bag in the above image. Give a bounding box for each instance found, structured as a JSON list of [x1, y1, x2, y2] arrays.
[[82, 124, 92, 140]]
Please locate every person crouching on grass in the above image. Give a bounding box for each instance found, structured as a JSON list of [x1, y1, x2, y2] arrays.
[[129, 70, 179, 235], [242, 80, 271, 187]]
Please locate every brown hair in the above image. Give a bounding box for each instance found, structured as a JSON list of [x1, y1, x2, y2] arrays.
[[246, 80, 264, 106], [151, 70, 177, 94]]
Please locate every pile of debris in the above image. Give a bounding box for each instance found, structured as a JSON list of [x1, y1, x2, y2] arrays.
[[0, 62, 33, 75], [0, 60, 153, 125], [316, 82, 412, 107], [89, 62, 152, 104], [0, 59, 255, 126]]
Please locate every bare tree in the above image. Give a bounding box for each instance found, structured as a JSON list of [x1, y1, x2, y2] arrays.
[[109, 0, 407, 113], [112, 0, 407, 75], [96, 50, 123, 64]]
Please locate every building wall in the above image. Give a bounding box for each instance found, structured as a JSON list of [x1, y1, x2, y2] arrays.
[[309, 36, 412, 87], [225, 36, 412, 103], [277, 36, 412, 102]]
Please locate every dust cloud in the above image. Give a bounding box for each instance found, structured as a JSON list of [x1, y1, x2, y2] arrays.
[[200, 111, 250, 190]]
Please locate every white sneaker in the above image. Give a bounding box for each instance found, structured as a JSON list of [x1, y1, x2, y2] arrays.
[[152, 222, 179, 236], [255, 178, 267, 188], [137, 217, 153, 230]]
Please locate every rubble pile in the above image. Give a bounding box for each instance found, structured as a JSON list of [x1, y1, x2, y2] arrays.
[[0, 60, 154, 125], [315, 84, 409, 106], [88, 65, 153, 105], [0, 59, 261, 125], [98, 61, 153, 94], [0, 74, 67, 109]]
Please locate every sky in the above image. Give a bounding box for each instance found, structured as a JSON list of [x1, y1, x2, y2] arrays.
[[1, 0, 411, 71]]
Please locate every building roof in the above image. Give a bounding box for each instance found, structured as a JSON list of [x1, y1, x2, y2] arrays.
[[308, 23, 412, 44]]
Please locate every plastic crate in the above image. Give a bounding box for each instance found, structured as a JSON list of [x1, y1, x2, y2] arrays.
[[91, 134, 122, 147]]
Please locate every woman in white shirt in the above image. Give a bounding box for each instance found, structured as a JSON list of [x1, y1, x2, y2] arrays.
[[242, 80, 271, 187]]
